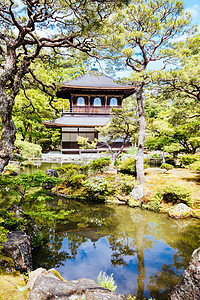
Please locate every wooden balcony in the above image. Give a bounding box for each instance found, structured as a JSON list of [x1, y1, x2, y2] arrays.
[[64, 105, 121, 114]]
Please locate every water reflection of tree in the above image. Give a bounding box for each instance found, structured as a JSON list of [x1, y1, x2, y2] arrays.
[[108, 234, 136, 267], [147, 222, 200, 299]]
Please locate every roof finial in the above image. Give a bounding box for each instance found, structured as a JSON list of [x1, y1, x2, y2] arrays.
[[91, 61, 98, 72]]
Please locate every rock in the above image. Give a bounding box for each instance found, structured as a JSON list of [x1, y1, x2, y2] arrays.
[[0, 259, 13, 273], [169, 203, 191, 219], [2, 231, 32, 272], [169, 247, 200, 300], [45, 168, 58, 189], [8, 205, 37, 238], [46, 168, 58, 178], [131, 185, 143, 201], [28, 268, 125, 300]]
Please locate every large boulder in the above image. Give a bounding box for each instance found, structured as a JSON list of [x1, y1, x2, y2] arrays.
[[45, 168, 58, 190], [2, 231, 32, 272], [8, 205, 37, 238], [168, 203, 191, 219], [27, 268, 125, 300], [169, 247, 200, 299]]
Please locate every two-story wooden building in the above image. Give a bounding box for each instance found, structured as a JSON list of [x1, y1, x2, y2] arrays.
[[43, 71, 136, 153]]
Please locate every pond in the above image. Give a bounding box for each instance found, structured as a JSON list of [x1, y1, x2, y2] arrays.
[[31, 197, 200, 300]]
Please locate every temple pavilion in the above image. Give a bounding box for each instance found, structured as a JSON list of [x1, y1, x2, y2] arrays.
[[43, 70, 136, 153]]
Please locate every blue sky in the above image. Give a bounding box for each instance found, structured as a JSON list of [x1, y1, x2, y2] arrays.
[[183, 0, 200, 28]]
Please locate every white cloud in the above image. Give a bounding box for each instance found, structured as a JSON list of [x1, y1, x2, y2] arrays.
[[185, 4, 200, 19]]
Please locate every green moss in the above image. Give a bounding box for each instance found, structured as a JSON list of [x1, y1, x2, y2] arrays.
[[49, 269, 67, 282], [128, 199, 141, 207], [0, 271, 27, 300]]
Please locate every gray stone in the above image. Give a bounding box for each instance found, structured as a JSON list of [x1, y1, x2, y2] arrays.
[[28, 269, 125, 300], [8, 205, 37, 238], [169, 203, 191, 219], [169, 247, 200, 300], [131, 185, 143, 200], [45, 168, 58, 189], [2, 231, 32, 272], [46, 168, 58, 178], [0, 259, 13, 273]]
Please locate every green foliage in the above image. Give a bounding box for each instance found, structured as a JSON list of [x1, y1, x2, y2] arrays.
[[4, 164, 19, 175], [0, 226, 9, 246], [0, 171, 60, 200], [97, 271, 117, 292], [63, 174, 87, 189], [89, 157, 111, 172], [162, 184, 193, 207], [126, 147, 137, 155], [118, 156, 136, 175], [189, 161, 200, 172], [83, 176, 113, 202], [179, 154, 200, 166], [25, 195, 72, 226], [143, 194, 163, 212], [160, 163, 174, 171], [77, 136, 98, 149], [56, 164, 89, 176], [15, 140, 42, 158], [118, 174, 135, 195]]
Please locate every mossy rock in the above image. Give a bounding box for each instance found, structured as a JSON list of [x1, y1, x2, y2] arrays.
[[0, 271, 27, 300], [128, 199, 141, 207], [49, 269, 67, 282], [168, 203, 191, 219]]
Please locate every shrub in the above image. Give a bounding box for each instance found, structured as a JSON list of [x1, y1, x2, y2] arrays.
[[118, 157, 149, 175], [162, 183, 193, 206], [189, 161, 200, 172], [89, 157, 111, 173], [56, 164, 89, 176], [83, 176, 113, 202], [160, 163, 174, 172], [179, 154, 199, 167], [97, 271, 117, 292], [63, 174, 86, 189], [144, 193, 163, 212], [4, 163, 19, 175], [15, 140, 42, 158], [118, 156, 136, 175]]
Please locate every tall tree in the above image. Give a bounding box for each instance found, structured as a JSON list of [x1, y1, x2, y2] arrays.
[[100, 0, 192, 185], [0, 0, 127, 173]]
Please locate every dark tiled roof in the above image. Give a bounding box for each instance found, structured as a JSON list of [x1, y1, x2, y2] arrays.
[[43, 114, 110, 127], [62, 73, 132, 88]]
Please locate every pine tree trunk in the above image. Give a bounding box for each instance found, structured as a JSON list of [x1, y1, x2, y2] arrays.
[[0, 106, 17, 173], [136, 82, 145, 184]]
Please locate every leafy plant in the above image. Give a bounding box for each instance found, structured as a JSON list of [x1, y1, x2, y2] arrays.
[[160, 163, 174, 172], [118, 156, 136, 175], [0, 171, 60, 202], [4, 163, 19, 175], [89, 157, 111, 173], [189, 161, 200, 172], [97, 271, 117, 292], [83, 176, 113, 202], [179, 154, 199, 167], [15, 140, 42, 158], [162, 183, 193, 207]]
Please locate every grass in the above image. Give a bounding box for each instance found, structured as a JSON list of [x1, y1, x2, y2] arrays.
[[142, 167, 200, 217]]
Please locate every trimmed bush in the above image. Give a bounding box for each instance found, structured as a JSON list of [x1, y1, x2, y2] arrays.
[[118, 156, 136, 175], [160, 163, 174, 172], [189, 161, 200, 172], [179, 154, 199, 167], [162, 183, 193, 207], [89, 157, 111, 172], [15, 140, 42, 158]]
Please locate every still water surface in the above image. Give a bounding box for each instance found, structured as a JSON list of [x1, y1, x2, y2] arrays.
[[32, 200, 200, 299]]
